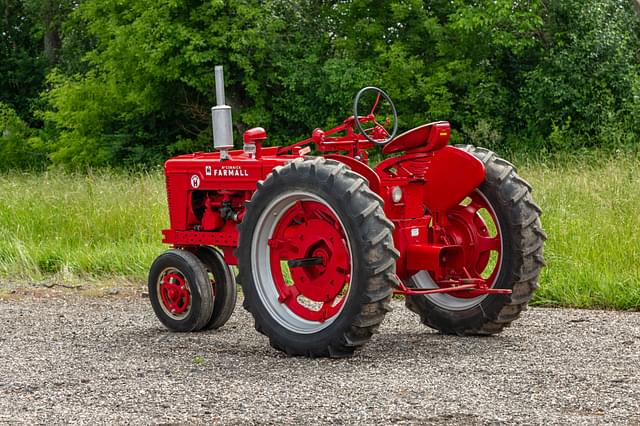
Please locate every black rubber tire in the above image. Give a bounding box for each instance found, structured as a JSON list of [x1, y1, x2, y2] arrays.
[[195, 245, 237, 330], [148, 249, 215, 332], [237, 157, 398, 357], [405, 145, 546, 335]]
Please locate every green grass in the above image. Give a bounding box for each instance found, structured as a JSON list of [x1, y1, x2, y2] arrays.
[[0, 155, 638, 310], [0, 170, 167, 281], [522, 156, 640, 310]]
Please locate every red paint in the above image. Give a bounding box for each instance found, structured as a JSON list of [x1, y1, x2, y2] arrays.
[[422, 146, 485, 213], [243, 127, 267, 143], [405, 243, 465, 273], [161, 96, 508, 299], [383, 121, 450, 154], [324, 154, 381, 194], [243, 127, 267, 158], [268, 200, 351, 322], [159, 273, 190, 315]]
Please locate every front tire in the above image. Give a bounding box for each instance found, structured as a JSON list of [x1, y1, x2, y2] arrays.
[[237, 157, 398, 357], [195, 246, 237, 330], [148, 249, 215, 332], [405, 146, 546, 335]]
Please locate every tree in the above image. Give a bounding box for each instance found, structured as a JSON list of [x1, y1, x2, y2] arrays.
[[0, 102, 47, 170], [519, 0, 640, 149], [0, 0, 48, 124], [25, 0, 77, 64], [35, 0, 640, 168]]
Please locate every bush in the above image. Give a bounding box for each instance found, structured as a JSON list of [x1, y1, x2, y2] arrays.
[[5, 0, 640, 168], [519, 0, 640, 150], [0, 103, 48, 171]]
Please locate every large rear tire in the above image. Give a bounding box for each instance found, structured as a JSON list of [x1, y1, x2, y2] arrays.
[[405, 145, 546, 335], [237, 157, 398, 357]]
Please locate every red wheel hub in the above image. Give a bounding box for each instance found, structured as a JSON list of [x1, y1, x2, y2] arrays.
[[438, 191, 502, 297], [268, 200, 351, 322], [159, 272, 191, 316]]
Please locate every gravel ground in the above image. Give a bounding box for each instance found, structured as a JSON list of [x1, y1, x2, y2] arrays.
[[0, 293, 638, 425]]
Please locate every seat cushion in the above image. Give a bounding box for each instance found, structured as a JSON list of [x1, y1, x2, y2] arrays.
[[383, 121, 450, 154]]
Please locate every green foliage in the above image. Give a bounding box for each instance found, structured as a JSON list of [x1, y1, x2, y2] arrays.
[[43, 70, 166, 167], [524, 154, 640, 310], [0, 0, 49, 124], [519, 0, 640, 150], [0, 170, 166, 279], [3, 0, 640, 167], [0, 103, 48, 170]]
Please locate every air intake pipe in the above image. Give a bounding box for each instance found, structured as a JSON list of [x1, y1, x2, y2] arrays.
[[211, 65, 233, 159]]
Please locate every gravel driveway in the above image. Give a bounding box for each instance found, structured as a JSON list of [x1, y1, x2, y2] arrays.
[[0, 292, 638, 425]]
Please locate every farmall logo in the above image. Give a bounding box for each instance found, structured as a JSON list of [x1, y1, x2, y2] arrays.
[[213, 165, 249, 177]]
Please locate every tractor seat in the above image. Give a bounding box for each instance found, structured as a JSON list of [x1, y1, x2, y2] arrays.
[[382, 121, 451, 155]]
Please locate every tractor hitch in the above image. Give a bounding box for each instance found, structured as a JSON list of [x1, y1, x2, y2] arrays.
[[405, 243, 464, 273]]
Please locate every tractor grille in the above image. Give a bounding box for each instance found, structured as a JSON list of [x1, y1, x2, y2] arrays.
[[165, 173, 176, 228], [166, 172, 191, 230]]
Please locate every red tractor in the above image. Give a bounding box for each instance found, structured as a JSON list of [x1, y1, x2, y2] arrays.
[[148, 66, 545, 357]]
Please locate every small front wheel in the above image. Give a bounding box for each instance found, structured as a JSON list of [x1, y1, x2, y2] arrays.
[[195, 246, 237, 330], [148, 249, 214, 332]]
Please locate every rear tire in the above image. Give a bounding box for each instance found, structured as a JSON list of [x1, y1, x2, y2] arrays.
[[237, 157, 398, 357], [405, 145, 546, 335]]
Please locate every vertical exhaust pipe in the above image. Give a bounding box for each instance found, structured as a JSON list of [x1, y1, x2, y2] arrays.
[[211, 65, 233, 159]]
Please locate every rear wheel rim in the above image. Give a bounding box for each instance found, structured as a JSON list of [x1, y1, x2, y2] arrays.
[[412, 189, 503, 311], [157, 267, 192, 319], [251, 191, 353, 334]]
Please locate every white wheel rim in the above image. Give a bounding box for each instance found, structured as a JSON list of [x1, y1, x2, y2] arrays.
[[250, 191, 354, 334]]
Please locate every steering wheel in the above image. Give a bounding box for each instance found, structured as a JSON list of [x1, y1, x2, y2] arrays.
[[353, 86, 398, 145]]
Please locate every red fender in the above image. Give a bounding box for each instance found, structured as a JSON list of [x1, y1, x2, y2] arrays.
[[324, 154, 382, 195], [423, 146, 485, 213]]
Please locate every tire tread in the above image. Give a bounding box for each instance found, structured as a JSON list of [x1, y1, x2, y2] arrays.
[[238, 157, 396, 357], [406, 145, 545, 335]]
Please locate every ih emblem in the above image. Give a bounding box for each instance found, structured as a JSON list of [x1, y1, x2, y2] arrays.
[[190, 174, 201, 188]]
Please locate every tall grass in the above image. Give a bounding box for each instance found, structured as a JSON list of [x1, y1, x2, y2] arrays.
[[0, 155, 638, 309], [522, 156, 640, 310], [0, 170, 167, 281]]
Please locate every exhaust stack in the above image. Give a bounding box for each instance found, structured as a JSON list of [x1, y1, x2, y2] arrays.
[[211, 65, 233, 159]]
